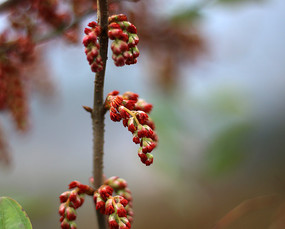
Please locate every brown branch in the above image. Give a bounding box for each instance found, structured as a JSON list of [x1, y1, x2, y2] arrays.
[[0, 125, 11, 165], [213, 194, 279, 229], [269, 200, 285, 229], [34, 8, 95, 44], [92, 0, 109, 228], [109, 0, 140, 3], [0, 0, 24, 13]]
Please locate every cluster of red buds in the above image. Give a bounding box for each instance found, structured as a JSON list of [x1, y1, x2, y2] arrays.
[[0, 34, 35, 131], [83, 21, 103, 73], [104, 176, 134, 224], [4, 73, 28, 131], [108, 14, 139, 66], [31, 0, 70, 28], [59, 181, 94, 229], [59, 177, 133, 229], [8, 0, 70, 36], [94, 184, 131, 229], [105, 91, 158, 166]]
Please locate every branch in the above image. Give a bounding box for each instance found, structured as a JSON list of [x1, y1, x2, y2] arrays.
[[34, 8, 95, 44], [213, 194, 279, 229], [0, 0, 24, 13], [92, 0, 109, 228]]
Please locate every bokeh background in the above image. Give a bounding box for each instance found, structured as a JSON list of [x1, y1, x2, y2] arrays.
[[1, 0, 285, 228]]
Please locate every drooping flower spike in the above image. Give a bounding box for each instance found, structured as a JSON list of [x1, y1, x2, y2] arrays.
[[93, 185, 131, 229], [83, 21, 103, 73], [59, 177, 133, 229], [104, 176, 134, 224], [105, 91, 158, 166], [108, 14, 140, 67], [83, 14, 139, 72], [59, 181, 94, 229]]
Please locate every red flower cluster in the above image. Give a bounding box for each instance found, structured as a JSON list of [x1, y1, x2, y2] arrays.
[[8, 0, 71, 41], [83, 21, 103, 73], [94, 184, 131, 229], [59, 177, 132, 229], [59, 181, 94, 229], [83, 14, 140, 72], [108, 14, 140, 66], [105, 91, 158, 166], [31, 0, 70, 28], [105, 176, 134, 224], [0, 35, 35, 131]]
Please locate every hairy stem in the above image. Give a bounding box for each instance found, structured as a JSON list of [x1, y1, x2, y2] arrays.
[[92, 0, 109, 228]]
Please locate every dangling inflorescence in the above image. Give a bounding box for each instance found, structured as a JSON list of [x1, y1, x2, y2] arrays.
[[94, 184, 131, 229], [59, 177, 133, 229], [0, 35, 35, 131], [83, 14, 140, 73], [59, 181, 94, 229], [104, 176, 134, 225], [105, 91, 158, 166], [108, 14, 139, 67], [82, 21, 103, 73]]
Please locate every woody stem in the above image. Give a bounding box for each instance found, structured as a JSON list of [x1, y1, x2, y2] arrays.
[[92, 0, 109, 228]]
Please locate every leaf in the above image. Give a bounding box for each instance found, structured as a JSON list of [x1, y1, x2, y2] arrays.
[[0, 197, 32, 229]]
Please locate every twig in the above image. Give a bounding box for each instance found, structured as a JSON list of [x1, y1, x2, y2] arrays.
[[269, 200, 285, 229], [34, 8, 95, 44], [0, 0, 24, 13], [92, 0, 109, 228], [213, 194, 279, 229]]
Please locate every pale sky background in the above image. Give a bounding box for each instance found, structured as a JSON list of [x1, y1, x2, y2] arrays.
[[0, 0, 285, 228], [1, 0, 284, 197]]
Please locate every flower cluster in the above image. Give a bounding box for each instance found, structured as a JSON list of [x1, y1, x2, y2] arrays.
[[31, 0, 70, 28], [59, 181, 94, 229], [108, 14, 139, 66], [59, 177, 133, 229], [105, 91, 158, 166], [8, 0, 70, 37], [83, 21, 103, 73], [0, 35, 35, 131], [94, 184, 131, 229], [104, 176, 134, 224]]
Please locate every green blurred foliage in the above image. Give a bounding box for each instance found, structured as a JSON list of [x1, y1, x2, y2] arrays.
[[170, 0, 267, 23], [204, 121, 252, 176], [218, 0, 265, 4], [151, 96, 185, 178], [152, 85, 252, 178], [197, 88, 253, 176], [171, 8, 202, 23]]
